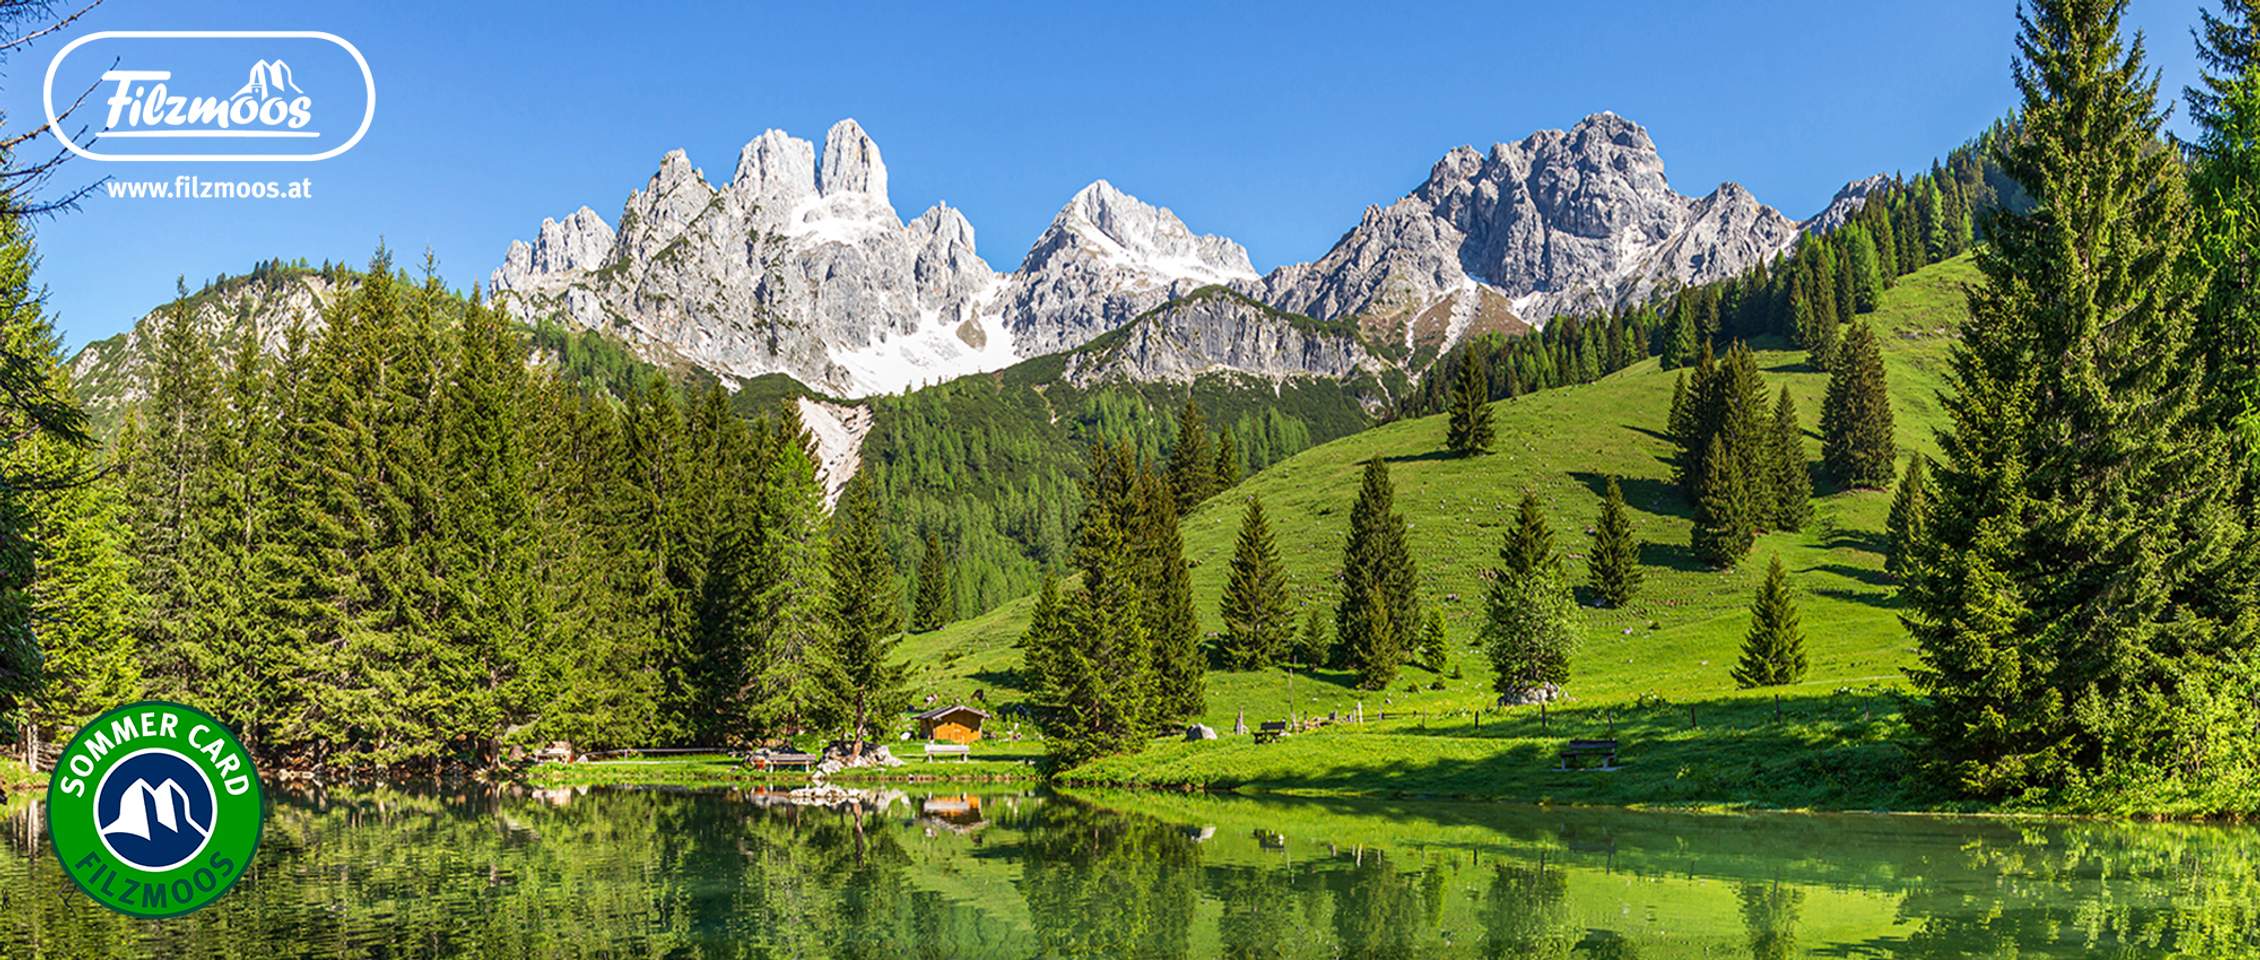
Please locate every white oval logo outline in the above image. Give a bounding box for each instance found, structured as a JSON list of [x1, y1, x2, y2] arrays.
[[43, 30, 375, 163]]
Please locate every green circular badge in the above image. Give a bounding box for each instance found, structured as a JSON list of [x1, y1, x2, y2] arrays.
[[45, 701, 263, 918]]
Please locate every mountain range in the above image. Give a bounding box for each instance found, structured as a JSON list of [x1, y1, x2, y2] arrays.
[[489, 113, 1878, 399]]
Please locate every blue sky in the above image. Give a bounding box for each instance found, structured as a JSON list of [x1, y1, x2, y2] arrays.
[[0, 0, 2211, 349]]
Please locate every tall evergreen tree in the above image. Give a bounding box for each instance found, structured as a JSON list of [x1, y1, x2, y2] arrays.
[[433, 295, 543, 765], [1820, 321, 1896, 488], [2188, 0, 2260, 502], [1213, 430, 1241, 490], [0, 205, 123, 759], [830, 473, 906, 754], [1445, 352, 1495, 457], [1732, 556, 1807, 688], [122, 281, 222, 698], [1692, 435, 1756, 568], [1166, 397, 1217, 513], [746, 412, 843, 736], [1905, 0, 2252, 797], [1295, 604, 1332, 669], [1587, 476, 1642, 608], [1765, 386, 1813, 530], [1500, 490, 1558, 580], [1843, 224, 1885, 312], [912, 529, 954, 632], [1885, 454, 1932, 579], [1132, 467, 1203, 724], [1336, 459, 1420, 689], [1417, 610, 1449, 672], [1218, 496, 1291, 670]]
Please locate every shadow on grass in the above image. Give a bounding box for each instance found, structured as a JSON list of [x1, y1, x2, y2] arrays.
[[1638, 539, 1712, 574], [1812, 585, 1902, 610], [1624, 424, 1675, 445], [1812, 562, 1896, 590], [1824, 527, 1891, 557], [1570, 471, 1691, 522], [1381, 448, 1464, 465]]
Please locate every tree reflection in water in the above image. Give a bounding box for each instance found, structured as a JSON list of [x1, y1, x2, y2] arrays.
[[2, 785, 2259, 957]]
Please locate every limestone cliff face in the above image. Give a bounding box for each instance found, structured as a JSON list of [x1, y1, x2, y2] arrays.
[[1062, 289, 1370, 388]]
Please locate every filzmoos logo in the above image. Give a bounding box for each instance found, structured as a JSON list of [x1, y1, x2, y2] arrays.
[[46, 701, 263, 917]]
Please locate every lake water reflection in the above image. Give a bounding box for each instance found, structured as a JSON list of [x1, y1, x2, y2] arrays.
[[3, 783, 2257, 957]]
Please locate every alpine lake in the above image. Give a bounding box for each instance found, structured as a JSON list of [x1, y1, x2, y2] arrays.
[[2, 782, 2257, 958]]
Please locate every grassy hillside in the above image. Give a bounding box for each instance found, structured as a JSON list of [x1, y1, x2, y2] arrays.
[[901, 256, 1982, 810]]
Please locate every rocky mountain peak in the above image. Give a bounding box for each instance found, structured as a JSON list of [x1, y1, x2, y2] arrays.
[[1802, 173, 1890, 233], [732, 128, 819, 208], [1027, 179, 1256, 282], [1269, 111, 1809, 335], [495, 206, 617, 295], [818, 118, 888, 202]]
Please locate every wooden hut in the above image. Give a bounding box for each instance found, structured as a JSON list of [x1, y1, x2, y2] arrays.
[[915, 704, 988, 744]]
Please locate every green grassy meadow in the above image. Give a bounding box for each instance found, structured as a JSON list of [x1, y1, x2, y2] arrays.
[[898, 257, 1983, 810]]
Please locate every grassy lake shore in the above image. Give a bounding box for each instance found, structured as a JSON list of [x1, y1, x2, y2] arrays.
[[519, 741, 1046, 790]]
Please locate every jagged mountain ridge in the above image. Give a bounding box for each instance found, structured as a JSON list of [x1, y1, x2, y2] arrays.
[[492, 113, 1876, 398], [490, 119, 1259, 398]]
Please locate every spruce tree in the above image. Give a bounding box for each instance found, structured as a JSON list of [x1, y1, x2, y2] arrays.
[[2188, 0, 2260, 501], [1792, 249, 1839, 370], [1295, 604, 1332, 668], [912, 529, 954, 632], [1765, 386, 1812, 530], [1166, 397, 1216, 513], [1213, 430, 1242, 489], [1732, 556, 1806, 688], [1587, 476, 1642, 607], [1843, 224, 1884, 312], [433, 295, 542, 765], [1336, 458, 1420, 690], [1692, 435, 1755, 568], [1905, 0, 2249, 797], [1061, 443, 1154, 760], [1446, 351, 1495, 457], [1667, 367, 1701, 494], [747, 412, 843, 736], [23, 463, 139, 754], [1218, 496, 1291, 670], [1660, 311, 1700, 370], [123, 281, 222, 697], [830, 473, 906, 753], [1819, 321, 1895, 488], [1500, 490, 1557, 580], [1417, 610, 1449, 672], [0, 206, 125, 758], [1133, 467, 1203, 725], [1885, 455, 1932, 579]]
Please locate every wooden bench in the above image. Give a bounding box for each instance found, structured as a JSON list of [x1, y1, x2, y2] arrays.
[[1253, 721, 1290, 744], [924, 742, 971, 762], [749, 751, 818, 772], [1558, 739, 1619, 770]]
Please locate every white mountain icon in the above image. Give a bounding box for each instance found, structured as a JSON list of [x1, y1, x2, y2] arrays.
[[232, 59, 301, 99], [98, 778, 211, 843]]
